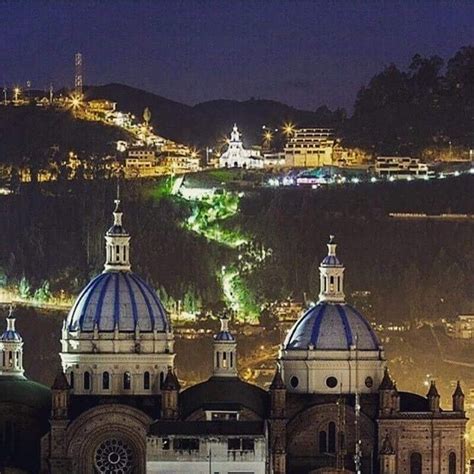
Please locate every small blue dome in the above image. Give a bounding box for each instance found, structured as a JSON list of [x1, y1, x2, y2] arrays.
[[214, 331, 235, 342], [284, 303, 380, 350], [0, 329, 21, 342], [67, 272, 170, 332], [321, 255, 342, 266]]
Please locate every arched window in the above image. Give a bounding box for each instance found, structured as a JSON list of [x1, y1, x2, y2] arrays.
[[319, 431, 327, 453], [410, 452, 422, 474], [84, 371, 91, 390], [144, 371, 150, 390], [102, 371, 110, 390], [216, 352, 220, 368], [449, 452, 456, 474], [159, 371, 164, 389], [123, 372, 131, 390], [230, 352, 234, 368], [222, 352, 227, 368], [70, 371, 74, 389], [328, 422, 336, 453]]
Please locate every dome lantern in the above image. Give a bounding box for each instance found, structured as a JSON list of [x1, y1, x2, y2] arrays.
[[104, 190, 131, 273], [319, 235, 345, 303]]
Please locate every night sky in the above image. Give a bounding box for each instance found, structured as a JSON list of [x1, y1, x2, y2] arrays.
[[1, 1, 474, 111]]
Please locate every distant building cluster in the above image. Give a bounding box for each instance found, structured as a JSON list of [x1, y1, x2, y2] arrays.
[[218, 125, 364, 170]]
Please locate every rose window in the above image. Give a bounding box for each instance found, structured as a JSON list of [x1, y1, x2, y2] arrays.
[[94, 438, 134, 474]]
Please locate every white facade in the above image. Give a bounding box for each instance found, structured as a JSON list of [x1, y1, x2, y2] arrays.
[[147, 435, 266, 474], [375, 156, 433, 179], [284, 128, 335, 167], [220, 125, 263, 169]]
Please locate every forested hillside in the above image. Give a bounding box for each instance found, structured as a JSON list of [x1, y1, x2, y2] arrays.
[[0, 176, 472, 324]]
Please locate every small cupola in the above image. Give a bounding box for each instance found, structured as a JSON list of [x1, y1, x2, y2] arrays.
[[0, 307, 25, 378], [319, 235, 345, 303], [104, 191, 131, 273], [213, 315, 238, 377]]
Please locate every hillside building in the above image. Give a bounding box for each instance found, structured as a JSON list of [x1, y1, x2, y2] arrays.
[[220, 125, 263, 169], [124, 147, 158, 177], [375, 156, 433, 179], [284, 127, 335, 167], [454, 314, 474, 339]]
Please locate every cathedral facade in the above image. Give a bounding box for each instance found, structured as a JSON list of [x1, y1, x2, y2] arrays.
[[0, 201, 468, 473]]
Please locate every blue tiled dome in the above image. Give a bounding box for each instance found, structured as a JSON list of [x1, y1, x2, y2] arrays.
[[284, 303, 380, 350], [0, 328, 22, 342], [67, 272, 170, 332], [321, 255, 342, 266], [214, 331, 235, 342]]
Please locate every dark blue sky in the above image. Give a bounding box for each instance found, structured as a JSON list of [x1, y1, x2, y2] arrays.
[[1, 1, 474, 110]]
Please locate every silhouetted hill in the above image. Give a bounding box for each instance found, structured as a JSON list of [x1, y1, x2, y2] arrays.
[[0, 105, 129, 167], [86, 83, 344, 147]]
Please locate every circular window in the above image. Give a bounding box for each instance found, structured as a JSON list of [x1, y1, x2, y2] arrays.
[[365, 376, 374, 388], [94, 438, 134, 474], [326, 376, 338, 388], [290, 376, 299, 388]]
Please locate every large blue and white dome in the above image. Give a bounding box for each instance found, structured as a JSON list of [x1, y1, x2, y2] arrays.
[[66, 272, 170, 332], [283, 302, 380, 351], [66, 197, 171, 334]]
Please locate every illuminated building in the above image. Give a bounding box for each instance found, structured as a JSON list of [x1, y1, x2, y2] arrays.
[[454, 314, 474, 339], [124, 146, 158, 177], [270, 236, 467, 474], [219, 124, 263, 169], [375, 156, 434, 180], [0, 228, 468, 473], [42, 197, 175, 472], [284, 127, 335, 167]]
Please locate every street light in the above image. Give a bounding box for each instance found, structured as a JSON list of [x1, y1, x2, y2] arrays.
[[13, 87, 21, 102], [282, 121, 295, 137]]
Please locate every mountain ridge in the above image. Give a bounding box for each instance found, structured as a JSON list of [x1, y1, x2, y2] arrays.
[[85, 83, 344, 146]]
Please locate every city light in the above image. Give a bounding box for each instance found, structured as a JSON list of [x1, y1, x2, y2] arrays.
[[282, 121, 295, 137], [68, 92, 84, 111]]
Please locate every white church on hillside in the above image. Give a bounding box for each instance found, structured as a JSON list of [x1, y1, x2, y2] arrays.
[[219, 124, 263, 169]]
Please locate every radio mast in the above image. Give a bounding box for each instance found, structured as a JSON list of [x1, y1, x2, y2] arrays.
[[74, 52, 83, 94]]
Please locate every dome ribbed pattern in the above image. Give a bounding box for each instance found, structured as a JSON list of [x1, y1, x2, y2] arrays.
[[321, 255, 342, 266], [214, 331, 235, 341], [0, 329, 22, 342], [67, 272, 170, 332], [284, 303, 380, 350]]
